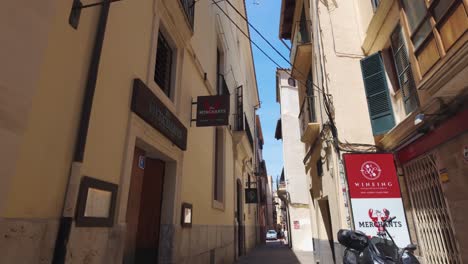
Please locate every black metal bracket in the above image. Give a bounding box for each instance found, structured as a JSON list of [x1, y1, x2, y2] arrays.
[[69, 0, 123, 29], [190, 99, 198, 127]]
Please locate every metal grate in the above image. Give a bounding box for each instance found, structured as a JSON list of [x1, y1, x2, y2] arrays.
[[404, 152, 461, 264], [154, 32, 173, 97], [234, 86, 244, 131]]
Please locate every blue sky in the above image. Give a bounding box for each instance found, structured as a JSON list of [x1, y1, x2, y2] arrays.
[[245, 0, 291, 187]]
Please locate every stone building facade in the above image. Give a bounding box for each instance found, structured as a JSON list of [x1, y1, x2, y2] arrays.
[[0, 0, 263, 263]]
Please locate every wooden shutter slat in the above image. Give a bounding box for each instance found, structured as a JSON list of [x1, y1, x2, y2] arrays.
[[360, 52, 396, 135]]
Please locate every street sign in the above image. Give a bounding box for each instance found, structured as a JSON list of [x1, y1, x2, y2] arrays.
[[196, 95, 230, 127], [245, 188, 258, 203]]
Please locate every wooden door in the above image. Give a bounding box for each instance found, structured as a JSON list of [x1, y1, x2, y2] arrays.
[[134, 158, 165, 263], [124, 147, 146, 264], [124, 148, 165, 264]]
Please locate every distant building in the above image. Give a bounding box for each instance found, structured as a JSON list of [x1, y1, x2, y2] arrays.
[[275, 69, 314, 252]]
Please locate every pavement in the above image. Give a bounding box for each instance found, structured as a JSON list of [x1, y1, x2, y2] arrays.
[[235, 240, 315, 264]]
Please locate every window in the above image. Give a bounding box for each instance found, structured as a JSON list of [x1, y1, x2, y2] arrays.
[[371, 0, 381, 12], [180, 0, 195, 29], [154, 31, 173, 98], [216, 49, 229, 96], [306, 70, 316, 123], [402, 0, 467, 75], [316, 158, 323, 177], [298, 7, 310, 43], [389, 25, 419, 114], [214, 127, 225, 203]]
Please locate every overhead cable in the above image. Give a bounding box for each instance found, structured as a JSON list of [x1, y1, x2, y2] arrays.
[[212, 0, 326, 94]]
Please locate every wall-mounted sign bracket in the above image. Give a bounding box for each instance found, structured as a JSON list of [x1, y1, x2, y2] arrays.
[[69, 0, 123, 29], [190, 98, 198, 127]]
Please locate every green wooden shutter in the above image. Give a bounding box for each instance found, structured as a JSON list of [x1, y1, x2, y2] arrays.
[[390, 25, 419, 114], [360, 52, 396, 135]]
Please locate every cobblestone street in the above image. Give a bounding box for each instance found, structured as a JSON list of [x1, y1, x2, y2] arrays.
[[236, 241, 314, 264]]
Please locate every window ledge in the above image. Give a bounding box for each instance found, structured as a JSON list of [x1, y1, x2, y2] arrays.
[[362, 0, 396, 54], [212, 200, 225, 211]]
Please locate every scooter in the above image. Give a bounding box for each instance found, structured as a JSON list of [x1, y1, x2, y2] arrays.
[[337, 216, 420, 264]]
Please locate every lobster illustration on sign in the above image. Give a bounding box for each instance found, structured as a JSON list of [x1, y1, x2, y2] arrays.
[[368, 208, 391, 236]]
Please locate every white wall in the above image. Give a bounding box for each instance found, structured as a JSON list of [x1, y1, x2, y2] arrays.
[[278, 70, 313, 252]]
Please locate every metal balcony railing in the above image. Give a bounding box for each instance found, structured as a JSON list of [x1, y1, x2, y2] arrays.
[[180, 0, 195, 29], [245, 117, 254, 150], [234, 86, 244, 131], [298, 96, 317, 134]]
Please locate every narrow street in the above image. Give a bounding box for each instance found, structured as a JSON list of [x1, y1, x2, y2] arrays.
[[236, 241, 314, 264]]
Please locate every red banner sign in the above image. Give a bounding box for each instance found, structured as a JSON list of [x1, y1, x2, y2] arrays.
[[344, 153, 401, 199]]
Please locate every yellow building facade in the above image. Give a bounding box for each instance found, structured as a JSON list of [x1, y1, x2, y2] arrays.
[[0, 0, 262, 263]]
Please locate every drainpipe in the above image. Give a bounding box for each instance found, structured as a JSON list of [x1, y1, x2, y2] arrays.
[[52, 2, 111, 263]]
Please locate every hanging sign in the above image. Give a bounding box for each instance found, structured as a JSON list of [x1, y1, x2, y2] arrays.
[[293, 221, 300, 229], [196, 95, 230, 127], [343, 153, 411, 247], [131, 79, 188, 150], [245, 188, 258, 204]]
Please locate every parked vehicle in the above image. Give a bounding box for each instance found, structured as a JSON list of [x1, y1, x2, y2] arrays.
[[337, 217, 419, 264], [266, 230, 278, 240]]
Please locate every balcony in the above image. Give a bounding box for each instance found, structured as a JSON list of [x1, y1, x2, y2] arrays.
[[277, 181, 287, 197], [299, 96, 320, 144], [290, 20, 313, 80]]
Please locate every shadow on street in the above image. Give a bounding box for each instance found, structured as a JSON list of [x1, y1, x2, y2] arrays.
[[235, 240, 314, 264]]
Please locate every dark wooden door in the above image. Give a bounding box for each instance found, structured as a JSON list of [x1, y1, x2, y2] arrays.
[[135, 158, 165, 264], [124, 147, 146, 264], [124, 149, 165, 264]]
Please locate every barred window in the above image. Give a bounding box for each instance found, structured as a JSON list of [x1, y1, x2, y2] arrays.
[[154, 31, 173, 98]]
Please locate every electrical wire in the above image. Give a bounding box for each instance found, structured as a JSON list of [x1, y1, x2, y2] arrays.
[[212, 0, 327, 94], [216, 0, 378, 154]]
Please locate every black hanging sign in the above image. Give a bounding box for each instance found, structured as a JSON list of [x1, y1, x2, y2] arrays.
[[245, 188, 258, 204], [131, 79, 188, 150], [196, 95, 230, 127]]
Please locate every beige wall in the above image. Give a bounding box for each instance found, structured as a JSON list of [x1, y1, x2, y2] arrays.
[[0, 0, 259, 263]]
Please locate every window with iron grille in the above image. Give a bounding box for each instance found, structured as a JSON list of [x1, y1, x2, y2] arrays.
[[306, 70, 316, 123], [235, 86, 244, 131], [154, 31, 173, 98]]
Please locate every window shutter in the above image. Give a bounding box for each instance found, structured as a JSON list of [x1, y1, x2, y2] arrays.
[[391, 25, 419, 114], [360, 52, 396, 135]]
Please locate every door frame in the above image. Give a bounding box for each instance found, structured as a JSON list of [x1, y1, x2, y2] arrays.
[[116, 114, 184, 263]]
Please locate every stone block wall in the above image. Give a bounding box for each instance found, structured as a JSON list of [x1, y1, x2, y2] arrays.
[[0, 218, 58, 264], [172, 224, 235, 264]]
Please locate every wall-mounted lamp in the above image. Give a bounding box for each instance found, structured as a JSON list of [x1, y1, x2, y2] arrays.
[[414, 112, 445, 126], [414, 113, 425, 126]]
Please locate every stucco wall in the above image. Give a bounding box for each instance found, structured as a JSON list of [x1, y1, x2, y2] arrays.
[[0, 0, 258, 263]]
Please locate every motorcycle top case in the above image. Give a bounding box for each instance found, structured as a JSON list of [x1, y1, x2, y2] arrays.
[[338, 229, 368, 251]]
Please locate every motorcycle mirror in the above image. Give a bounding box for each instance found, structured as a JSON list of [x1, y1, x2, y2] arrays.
[[405, 244, 417, 251]]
